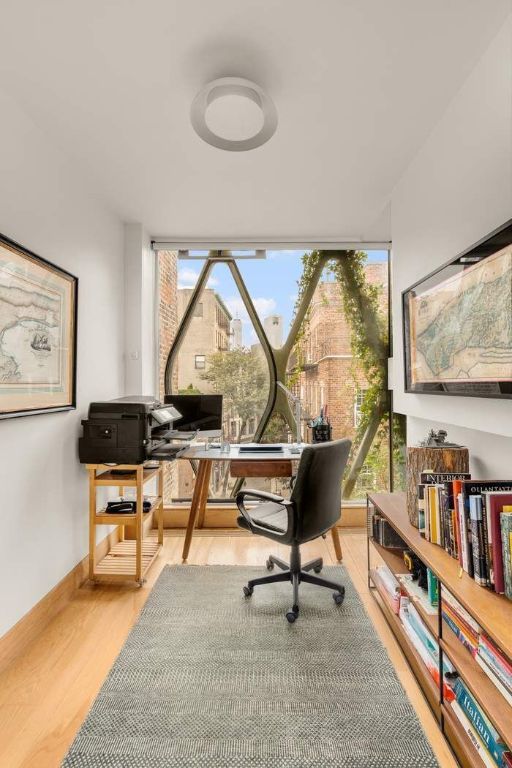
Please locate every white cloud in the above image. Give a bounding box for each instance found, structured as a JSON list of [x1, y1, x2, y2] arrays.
[[177, 266, 218, 289], [224, 296, 277, 346]]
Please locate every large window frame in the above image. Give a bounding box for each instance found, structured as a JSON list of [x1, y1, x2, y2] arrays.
[[158, 247, 397, 503]]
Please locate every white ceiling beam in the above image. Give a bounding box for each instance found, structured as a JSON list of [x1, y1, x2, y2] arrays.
[[151, 239, 391, 251]]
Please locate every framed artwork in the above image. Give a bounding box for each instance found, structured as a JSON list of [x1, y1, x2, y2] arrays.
[[402, 219, 512, 399], [0, 233, 78, 419]]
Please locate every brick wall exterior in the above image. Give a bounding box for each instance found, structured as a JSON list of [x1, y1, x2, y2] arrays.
[[157, 250, 178, 501], [300, 262, 388, 443]]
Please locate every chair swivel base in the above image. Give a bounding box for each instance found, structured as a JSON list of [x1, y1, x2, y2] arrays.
[[242, 545, 345, 623]]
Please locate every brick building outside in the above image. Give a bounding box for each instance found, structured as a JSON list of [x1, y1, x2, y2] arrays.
[[299, 262, 388, 449]]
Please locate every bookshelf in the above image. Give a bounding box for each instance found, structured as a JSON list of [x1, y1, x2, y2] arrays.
[[368, 491, 512, 768]]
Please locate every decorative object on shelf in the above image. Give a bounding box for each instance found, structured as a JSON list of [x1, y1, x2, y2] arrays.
[[0, 233, 77, 419], [419, 429, 462, 448], [406, 432, 469, 527], [402, 218, 512, 400]]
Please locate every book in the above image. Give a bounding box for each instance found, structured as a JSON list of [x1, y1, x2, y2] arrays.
[[503, 752, 512, 767], [461, 482, 512, 581], [453, 479, 466, 566], [479, 633, 512, 679], [477, 645, 512, 694], [428, 485, 441, 546], [475, 653, 512, 706], [452, 678, 507, 766], [486, 493, 512, 594], [417, 484, 426, 536], [396, 573, 437, 616], [457, 492, 472, 576], [450, 701, 499, 768], [469, 495, 487, 586], [427, 568, 438, 606], [501, 509, 512, 600]]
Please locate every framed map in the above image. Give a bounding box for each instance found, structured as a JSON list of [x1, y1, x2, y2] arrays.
[[403, 219, 512, 399], [0, 234, 77, 419]]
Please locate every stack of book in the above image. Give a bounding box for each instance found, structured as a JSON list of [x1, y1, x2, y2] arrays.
[[476, 633, 512, 707], [417, 474, 512, 598], [371, 565, 401, 615], [449, 678, 511, 767], [399, 596, 455, 701], [442, 589, 512, 706], [442, 588, 480, 656]]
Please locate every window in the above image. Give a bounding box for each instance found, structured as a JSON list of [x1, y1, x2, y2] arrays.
[[354, 389, 367, 427], [158, 248, 394, 503]]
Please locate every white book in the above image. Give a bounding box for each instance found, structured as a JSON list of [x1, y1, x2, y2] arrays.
[[450, 701, 496, 768], [457, 493, 469, 573], [475, 653, 512, 706]]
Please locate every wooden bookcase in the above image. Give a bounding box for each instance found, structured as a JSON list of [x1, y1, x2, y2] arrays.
[[88, 463, 164, 585], [367, 492, 512, 768]]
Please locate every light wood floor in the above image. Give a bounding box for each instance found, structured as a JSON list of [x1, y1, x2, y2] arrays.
[[0, 530, 457, 768]]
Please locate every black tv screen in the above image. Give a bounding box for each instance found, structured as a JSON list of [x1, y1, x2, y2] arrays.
[[402, 218, 512, 399], [164, 394, 223, 431]]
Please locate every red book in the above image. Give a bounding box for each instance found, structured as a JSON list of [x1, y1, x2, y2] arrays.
[[480, 632, 512, 677], [488, 493, 512, 594], [503, 752, 512, 768]]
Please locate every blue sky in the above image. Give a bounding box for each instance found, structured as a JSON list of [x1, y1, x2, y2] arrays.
[[178, 249, 388, 346]]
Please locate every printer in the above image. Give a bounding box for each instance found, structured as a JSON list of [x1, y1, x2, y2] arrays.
[[78, 396, 187, 464]]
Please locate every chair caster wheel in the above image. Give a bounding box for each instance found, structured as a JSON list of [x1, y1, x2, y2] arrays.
[[266, 558, 274, 571], [285, 609, 298, 623], [333, 587, 345, 605], [314, 565, 322, 574], [243, 586, 253, 597]]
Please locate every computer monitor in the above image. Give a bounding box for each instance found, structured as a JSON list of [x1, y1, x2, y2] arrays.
[[163, 394, 223, 433]]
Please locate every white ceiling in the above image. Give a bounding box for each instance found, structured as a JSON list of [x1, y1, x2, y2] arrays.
[[0, 0, 510, 241]]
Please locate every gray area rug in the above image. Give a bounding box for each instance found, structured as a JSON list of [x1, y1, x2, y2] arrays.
[[63, 565, 439, 767]]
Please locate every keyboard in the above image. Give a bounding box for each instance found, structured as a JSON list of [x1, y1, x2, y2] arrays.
[[238, 445, 284, 453]]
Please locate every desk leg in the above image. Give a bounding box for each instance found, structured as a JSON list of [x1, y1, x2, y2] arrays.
[[182, 460, 211, 563], [331, 526, 343, 562]]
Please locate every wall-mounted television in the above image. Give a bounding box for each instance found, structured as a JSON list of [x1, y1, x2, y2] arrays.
[[402, 219, 512, 399]]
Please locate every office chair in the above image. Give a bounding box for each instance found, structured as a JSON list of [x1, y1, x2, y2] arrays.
[[236, 438, 351, 623]]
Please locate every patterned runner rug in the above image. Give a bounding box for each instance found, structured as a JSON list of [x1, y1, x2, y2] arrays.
[[63, 564, 439, 767]]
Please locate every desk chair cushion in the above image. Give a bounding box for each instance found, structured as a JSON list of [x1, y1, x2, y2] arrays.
[[237, 500, 288, 534]]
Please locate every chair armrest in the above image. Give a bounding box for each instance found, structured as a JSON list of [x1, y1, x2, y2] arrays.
[[235, 489, 293, 534]]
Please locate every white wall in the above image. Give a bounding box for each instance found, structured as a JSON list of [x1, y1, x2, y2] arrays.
[[0, 88, 125, 636], [124, 223, 157, 396], [391, 14, 512, 466]]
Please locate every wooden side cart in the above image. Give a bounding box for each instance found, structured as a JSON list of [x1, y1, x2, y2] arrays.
[[87, 463, 164, 586]]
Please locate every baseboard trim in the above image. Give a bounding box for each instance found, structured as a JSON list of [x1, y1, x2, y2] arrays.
[[0, 529, 119, 675], [161, 505, 366, 529]]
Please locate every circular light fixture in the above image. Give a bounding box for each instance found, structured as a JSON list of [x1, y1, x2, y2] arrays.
[[190, 77, 278, 151]]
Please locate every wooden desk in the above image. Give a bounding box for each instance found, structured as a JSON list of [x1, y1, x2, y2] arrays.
[[177, 444, 343, 563]]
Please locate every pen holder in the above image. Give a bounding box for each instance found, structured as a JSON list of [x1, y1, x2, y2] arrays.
[[311, 424, 332, 443]]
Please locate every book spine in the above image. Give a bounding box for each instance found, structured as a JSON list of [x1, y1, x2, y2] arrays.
[[479, 633, 512, 678], [427, 568, 438, 606], [458, 493, 472, 576], [469, 495, 486, 586], [417, 484, 425, 536], [481, 494, 491, 587], [453, 679, 506, 765], [443, 612, 477, 654], [453, 480, 464, 566], [449, 701, 498, 768], [475, 653, 512, 706], [477, 647, 512, 693], [501, 511, 512, 600]]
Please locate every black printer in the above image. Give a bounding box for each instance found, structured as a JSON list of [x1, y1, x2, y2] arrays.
[[78, 396, 185, 464]]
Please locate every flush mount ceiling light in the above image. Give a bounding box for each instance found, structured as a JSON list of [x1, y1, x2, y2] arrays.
[[190, 77, 278, 151]]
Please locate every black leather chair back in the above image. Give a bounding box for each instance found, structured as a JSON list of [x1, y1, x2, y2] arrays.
[[290, 439, 351, 543]]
